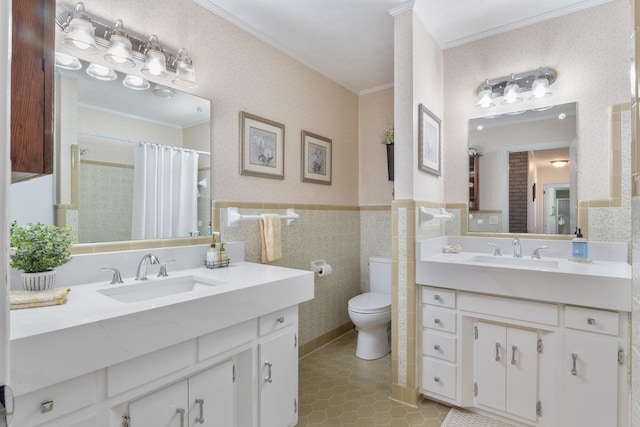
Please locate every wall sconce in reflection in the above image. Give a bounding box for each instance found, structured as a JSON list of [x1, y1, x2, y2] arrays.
[[550, 160, 569, 168], [476, 67, 557, 109], [63, 2, 98, 53], [104, 19, 135, 68]]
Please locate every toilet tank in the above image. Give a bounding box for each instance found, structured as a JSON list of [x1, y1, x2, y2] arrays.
[[369, 257, 391, 294]]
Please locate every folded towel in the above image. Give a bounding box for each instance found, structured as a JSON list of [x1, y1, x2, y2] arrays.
[[10, 288, 71, 310], [260, 213, 282, 263]]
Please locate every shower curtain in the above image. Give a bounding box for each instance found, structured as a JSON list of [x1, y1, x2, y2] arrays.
[[131, 143, 199, 240]]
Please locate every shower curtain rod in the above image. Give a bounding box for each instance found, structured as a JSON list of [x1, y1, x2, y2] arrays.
[[78, 132, 211, 156]]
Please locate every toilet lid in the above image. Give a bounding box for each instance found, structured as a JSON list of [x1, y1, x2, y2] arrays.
[[349, 292, 391, 314]]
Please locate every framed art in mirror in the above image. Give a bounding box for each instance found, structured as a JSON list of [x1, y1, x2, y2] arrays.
[[301, 130, 332, 185], [418, 104, 441, 176], [240, 111, 285, 180]]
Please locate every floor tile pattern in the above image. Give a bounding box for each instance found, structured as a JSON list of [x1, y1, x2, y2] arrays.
[[298, 331, 450, 426]]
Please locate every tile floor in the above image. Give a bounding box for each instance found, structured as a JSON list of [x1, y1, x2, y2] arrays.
[[298, 330, 450, 426]]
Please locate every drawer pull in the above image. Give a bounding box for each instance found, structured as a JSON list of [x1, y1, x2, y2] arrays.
[[587, 318, 596, 326], [434, 294, 441, 301], [195, 398, 205, 424], [433, 344, 441, 351], [434, 376, 440, 383], [511, 345, 518, 365], [571, 353, 578, 376], [276, 316, 285, 324], [176, 408, 186, 427], [495, 342, 501, 362], [40, 400, 54, 414], [434, 318, 441, 325], [264, 361, 273, 383]]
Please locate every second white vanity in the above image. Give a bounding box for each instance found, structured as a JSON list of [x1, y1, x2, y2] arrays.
[[416, 236, 631, 427], [10, 245, 314, 427]]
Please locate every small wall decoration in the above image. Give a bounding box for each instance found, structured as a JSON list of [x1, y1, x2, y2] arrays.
[[240, 111, 285, 179], [418, 104, 441, 176], [301, 130, 332, 185]]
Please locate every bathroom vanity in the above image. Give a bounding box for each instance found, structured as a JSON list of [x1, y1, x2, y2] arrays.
[[10, 260, 313, 427], [416, 237, 631, 427]]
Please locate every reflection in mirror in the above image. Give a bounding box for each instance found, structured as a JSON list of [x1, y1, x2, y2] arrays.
[[468, 102, 577, 234], [10, 58, 211, 244]]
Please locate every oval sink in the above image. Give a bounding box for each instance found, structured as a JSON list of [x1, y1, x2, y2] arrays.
[[468, 255, 559, 269], [98, 276, 224, 303]]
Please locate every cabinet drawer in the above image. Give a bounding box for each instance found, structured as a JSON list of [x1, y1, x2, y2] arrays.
[[565, 306, 619, 336], [422, 287, 456, 308], [459, 292, 558, 326], [422, 330, 456, 362], [422, 307, 456, 333], [259, 305, 298, 336], [421, 357, 456, 399]]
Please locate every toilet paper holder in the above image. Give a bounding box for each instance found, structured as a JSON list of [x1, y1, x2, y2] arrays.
[[310, 260, 332, 276]]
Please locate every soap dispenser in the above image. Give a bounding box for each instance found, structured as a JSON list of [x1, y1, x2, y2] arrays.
[[206, 232, 220, 267], [219, 242, 229, 265], [572, 228, 588, 260]]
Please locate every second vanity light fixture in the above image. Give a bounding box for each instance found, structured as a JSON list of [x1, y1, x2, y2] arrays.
[[476, 67, 557, 108], [56, 2, 197, 89]]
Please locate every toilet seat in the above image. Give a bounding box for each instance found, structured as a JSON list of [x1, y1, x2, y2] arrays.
[[348, 292, 391, 314]]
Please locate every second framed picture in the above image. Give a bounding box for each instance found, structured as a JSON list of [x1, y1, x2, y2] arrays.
[[301, 130, 332, 185], [418, 104, 441, 176]]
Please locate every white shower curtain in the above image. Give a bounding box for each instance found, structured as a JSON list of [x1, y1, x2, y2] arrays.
[[131, 143, 199, 240]]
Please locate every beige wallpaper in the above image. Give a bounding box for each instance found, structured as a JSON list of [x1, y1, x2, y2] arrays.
[[443, 0, 630, 205], [79, 0, 360, 206]]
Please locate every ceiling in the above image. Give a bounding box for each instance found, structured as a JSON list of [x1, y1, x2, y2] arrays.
[[194, 0, 611, 94]]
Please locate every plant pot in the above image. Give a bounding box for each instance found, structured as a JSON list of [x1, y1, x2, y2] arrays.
[[386, 143, 394, 181], [22, 270, 56, 291]]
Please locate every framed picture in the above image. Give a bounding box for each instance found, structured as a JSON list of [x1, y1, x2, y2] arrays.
[[418, 104, 441, 176], [240, 111, 285, 179], [301, 130, 332, 185]]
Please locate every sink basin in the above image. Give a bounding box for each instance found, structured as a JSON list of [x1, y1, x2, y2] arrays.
[[98, 276, 224, 303], [468, 255, 559, 269]]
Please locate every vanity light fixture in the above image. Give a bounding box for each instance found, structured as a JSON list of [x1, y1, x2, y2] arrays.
[[123, 74, 150, 91], [476, 67, 557, 109], [62, 2, 98, 53], [104, 20, 135, 68], [56, 3, 198, 88], [86, 63, 117, 81], [551, 160, 569, 168], [55, 52, 82, 70]]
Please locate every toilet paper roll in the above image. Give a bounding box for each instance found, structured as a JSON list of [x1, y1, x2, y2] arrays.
[[317, 264, 332, 277]]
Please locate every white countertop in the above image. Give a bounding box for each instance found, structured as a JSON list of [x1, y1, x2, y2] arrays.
[[10, 262, 314, 395]]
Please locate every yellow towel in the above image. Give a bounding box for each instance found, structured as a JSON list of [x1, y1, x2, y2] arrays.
[[260, 213, 282, 263], [10, 288, 71, 310]]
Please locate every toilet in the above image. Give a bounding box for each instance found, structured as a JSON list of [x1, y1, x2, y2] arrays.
[[348, 256, 392, 360]]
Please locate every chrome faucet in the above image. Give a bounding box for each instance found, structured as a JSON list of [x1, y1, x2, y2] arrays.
[[487, 243, 502, 256], [512, 238, 522, 258], [135, 254, 160, 280], [531, 246, 549, 259]]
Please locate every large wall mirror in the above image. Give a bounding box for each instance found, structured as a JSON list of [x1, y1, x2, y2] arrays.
[[10, 53, 211, 244], [467, 102, 577, 234]]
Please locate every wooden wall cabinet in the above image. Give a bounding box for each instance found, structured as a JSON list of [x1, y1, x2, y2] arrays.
[[10, 0, 54, 182]]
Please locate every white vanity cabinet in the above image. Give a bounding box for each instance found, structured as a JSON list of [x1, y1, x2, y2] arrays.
[[562, 306, 625, 427], [418, 286, 629, 427], [474, 322, 538, 422], [258, 306, 299, 427], [128, 360, 235, 426]]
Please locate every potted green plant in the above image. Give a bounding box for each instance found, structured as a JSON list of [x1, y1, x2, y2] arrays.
[[380, 126, 394, 181], [10, 221, 74, 291]]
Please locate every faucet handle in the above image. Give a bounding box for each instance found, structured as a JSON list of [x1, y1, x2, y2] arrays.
[[101, 267, 124, 284], [157, 260, 176, 277], [531, 246, 549, 259], [487, 243, 502, 256]]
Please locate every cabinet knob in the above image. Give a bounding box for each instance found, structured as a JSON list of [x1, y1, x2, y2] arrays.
[[433, 344, 441, 351], [587, 318, 596, 326], [495, 342, 501, 362], [40, 399, 53, 414], [176, 408, 186, 427], [434, 295, 441, 301], [264, 361, 273, 383], [276, 316, 285, 324], [434, 376, 440, 383], [571, 353, 578, 376], [434, 318, 441, 325], [194, 398, 205, 424]]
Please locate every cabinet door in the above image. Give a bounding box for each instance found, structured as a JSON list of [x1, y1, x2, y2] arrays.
[[505, 327, 538, 421], [259, 330, 297, 427], [475, 322, 506, 412], [189, 360, 235, 427], [129, 380, 189, 427], [563, 332, 618, 427]]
